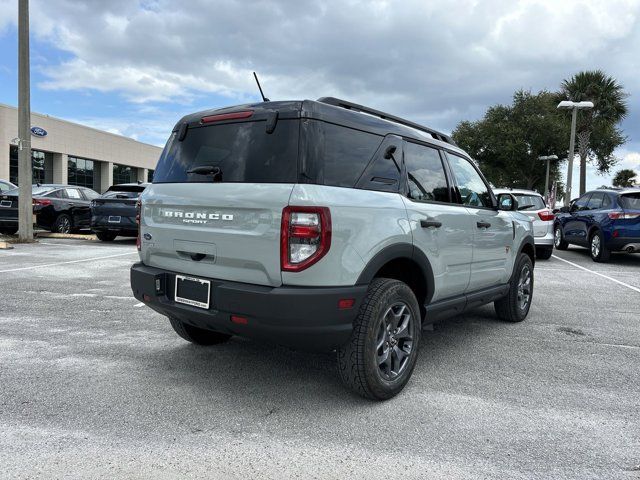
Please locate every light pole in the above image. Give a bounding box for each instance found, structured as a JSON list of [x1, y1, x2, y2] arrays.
[[557, 100, 593, 206], [538, 154, 558, 202], [18, 0, 33, 241]]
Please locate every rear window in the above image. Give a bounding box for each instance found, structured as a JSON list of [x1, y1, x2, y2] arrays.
[[153, 120, 299, 184], [514, 194, 546, 210], [619, 193, 640, 210]]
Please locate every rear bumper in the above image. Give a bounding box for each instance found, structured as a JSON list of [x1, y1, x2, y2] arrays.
[[91, 215, 137, 236], [130, 262, 367, 351], [533, 224, 554, 247], [606, 237, 640, 252]]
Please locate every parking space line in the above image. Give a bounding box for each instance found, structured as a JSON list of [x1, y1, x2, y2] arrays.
[[0, 251, 138, 273], [552, 254, 640, 294]]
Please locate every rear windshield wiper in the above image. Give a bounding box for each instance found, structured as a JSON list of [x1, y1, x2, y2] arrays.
[[186, 165, 223, 181]]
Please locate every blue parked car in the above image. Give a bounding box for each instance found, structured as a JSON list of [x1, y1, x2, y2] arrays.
[[554, 188, 640, 262]]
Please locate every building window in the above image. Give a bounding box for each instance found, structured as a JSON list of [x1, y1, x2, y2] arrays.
[[147, 169, 154, 182], [113, 163, 132, 185], [68, 156, 95, 190], [9, 146, 48, 185]]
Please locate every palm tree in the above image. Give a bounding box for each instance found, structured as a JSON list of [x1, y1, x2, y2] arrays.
[[558, 70, 628, 195], [612, 168, 638, 188]]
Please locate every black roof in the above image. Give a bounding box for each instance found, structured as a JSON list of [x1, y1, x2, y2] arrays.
[[173, 98, 468, 157]]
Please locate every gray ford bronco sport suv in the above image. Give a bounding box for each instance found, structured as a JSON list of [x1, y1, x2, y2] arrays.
[[131, 97, 535, 400]]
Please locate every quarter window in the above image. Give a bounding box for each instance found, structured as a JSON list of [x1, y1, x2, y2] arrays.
[[446, 153, 493, 208], [403, 142, 449, 203]]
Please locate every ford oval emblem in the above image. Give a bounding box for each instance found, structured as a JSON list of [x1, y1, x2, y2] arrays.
[[31, 127, 47, 137]]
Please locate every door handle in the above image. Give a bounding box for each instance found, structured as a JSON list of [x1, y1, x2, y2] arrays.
[[420, 218, 442, 229], [477, 221, 491, 229]]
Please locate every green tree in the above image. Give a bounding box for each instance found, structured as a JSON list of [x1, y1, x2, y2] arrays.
[[612, 168, 637, 188], [452, 90, 568, 192], [557, 70, 628, 195]]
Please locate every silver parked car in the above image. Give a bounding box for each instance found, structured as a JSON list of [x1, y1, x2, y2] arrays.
[[131, 97, 536, 400], [494, 188, 554, 259]]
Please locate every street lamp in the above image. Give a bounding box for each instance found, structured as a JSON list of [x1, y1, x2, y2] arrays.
[[538, 155, 558, 201], [557, 100, 594, 206]]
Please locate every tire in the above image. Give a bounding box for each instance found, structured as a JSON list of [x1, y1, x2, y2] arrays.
[[0, 227, 18, 235], [494, 253, 534, 323], [337, 278, 421, 401], [168, 317, 232, 345], [554, 224, 568, 250], [536, 246, 553, 260], [95, 231, 117, 242], [589, 230, 610, 263], [52, 214, 73, 234]]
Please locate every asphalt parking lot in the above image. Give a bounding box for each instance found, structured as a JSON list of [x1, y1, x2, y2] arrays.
[[1, 238, 638, 479]]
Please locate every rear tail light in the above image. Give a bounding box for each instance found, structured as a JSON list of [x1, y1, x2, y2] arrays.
[[538, 209, 554, 221], [201, 110, 253, 124], [609, 211, 640, 220], [281, 206, 331, 272], [32, 199, 52, 206], [136, 200, 141, 251]]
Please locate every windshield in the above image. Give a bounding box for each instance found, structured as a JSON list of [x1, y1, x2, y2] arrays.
[[152, 120, 299, 184], [619, 193, 640, 210], [514, 194, 546, 210]]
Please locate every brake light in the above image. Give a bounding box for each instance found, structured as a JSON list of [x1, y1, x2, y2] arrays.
[[32, 198, 52, 206], [201, 111, 253, 124], [609, 211, 640, 220], [136, 200, 141, 251], [538, 209, 554, 221], [281, 206, 331, 272]]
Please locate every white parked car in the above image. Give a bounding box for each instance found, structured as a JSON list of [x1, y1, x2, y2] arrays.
[[494, 188, 554, 259]]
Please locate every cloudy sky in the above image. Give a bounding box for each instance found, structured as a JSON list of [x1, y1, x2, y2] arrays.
[[0, 0, 639, 190]]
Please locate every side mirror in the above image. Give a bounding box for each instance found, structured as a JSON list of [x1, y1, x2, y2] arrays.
[[559, 206, 570, 213], [497, 193, 518, 211]]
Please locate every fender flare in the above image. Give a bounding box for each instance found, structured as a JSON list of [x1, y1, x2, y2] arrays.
[[517, 234, 536, 265], [356, 243, 435, 304]]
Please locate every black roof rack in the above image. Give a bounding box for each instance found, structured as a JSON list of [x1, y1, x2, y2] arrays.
[[317, 97, 456, 146]]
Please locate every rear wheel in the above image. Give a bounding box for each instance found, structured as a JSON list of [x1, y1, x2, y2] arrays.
[[495, 253, 534, 323], [95, 231, 117, 242], [337, 278, 421, 400], [536, 246, 553, 260], [589, 230, 610, 263], [52, 214, 72, 234], [554, 225, 568, 250], [0, 227, 18, 235], [168, 317, 231, 345]]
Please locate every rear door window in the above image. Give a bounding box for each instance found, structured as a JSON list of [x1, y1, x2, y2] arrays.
[[403, 142, 449, 203], [65, 188, 82, 199], [153, 120, 299, 184]]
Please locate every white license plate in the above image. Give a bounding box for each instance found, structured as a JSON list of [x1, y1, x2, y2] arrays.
[[0, 200, 11, 208], [108, 216, 121, 223], [174, 275, 211, 309]]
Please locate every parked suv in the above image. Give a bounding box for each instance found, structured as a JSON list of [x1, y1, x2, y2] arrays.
[[130, 98, 535, 400], [554, 188, 640, 262], [91, 183, 148, 241], [494, 189, 554, 259]]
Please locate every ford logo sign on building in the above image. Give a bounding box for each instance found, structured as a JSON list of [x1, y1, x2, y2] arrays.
[[31, 126, 47, 137]]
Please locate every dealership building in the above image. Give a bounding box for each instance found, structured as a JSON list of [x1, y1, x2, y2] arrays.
[[0, 103, 163, 192]]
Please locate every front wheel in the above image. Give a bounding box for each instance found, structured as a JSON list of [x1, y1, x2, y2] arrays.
[[0, 227, 18, 235], [495, 253, 534, 322], [554, 225, 568, 250], [590, 230, 610, 263], [168, 317, 232, 345], [337, 278, 421, 400]]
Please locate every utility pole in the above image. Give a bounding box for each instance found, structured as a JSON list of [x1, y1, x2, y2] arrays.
[[538, 155, 558, 205], [18, 0, 33, 241]]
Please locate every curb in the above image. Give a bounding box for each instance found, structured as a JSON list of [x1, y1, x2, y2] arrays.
[[35, 232, 97, 240], [0, 241, 14, 250]]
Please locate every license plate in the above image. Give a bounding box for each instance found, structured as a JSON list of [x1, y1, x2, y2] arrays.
[[108, 216, 121, 223], [174, 275, 211, 309], [0, 200, 11, 208]]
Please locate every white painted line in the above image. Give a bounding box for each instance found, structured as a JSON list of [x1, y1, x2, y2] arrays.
[[134, 302, 145, 307], [0, 251, 138, 273], [551, 254, 640, 294]]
